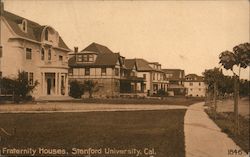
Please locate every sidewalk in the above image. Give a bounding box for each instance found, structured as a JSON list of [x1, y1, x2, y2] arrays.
[[184, 102, 247, 157]]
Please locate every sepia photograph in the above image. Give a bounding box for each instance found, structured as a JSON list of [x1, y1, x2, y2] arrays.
[[0, 0, 249, 156]]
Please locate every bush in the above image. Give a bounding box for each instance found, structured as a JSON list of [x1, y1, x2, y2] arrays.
[[0, 71, 38, 103], [69, 80, 84, 98]]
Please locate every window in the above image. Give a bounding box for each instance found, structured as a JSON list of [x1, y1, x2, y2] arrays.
[[0, 46, 2, 58], [69, 68, 73, 76], [199, 82, 201, 86], [89, 55, 94, 62], [26, 48, 32, 60], [0, 71, 2, 78], [143, 74, 146, 79], [101, 68, 106, 76], [48, 49, 51, 60], [29, 72, 34, 85], [83, 55, 88, 62], [85, 68, 90, 76], [190, 88, 193, 91], [82, 54, 94, 62], [45, 28, 49, 41], [189, 82, 193, 86], [77, 55, 83, 62], [59, 55, 63, 61], [41, 48, 45, 60], [115, 68, 119, 76], [21, 20, 27, 32], [199, 88, 201, 91]]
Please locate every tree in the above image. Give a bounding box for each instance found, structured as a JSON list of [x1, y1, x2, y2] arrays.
[[69, 80, 84, 98], [157, 89, 167, 100], [203, 68, 224, 111], [83, 80, 99, 98], [239, 79, 249, 97], [219, 42, 250, 134], [0, 71, 38, 103], [16, 71, 38, 101]]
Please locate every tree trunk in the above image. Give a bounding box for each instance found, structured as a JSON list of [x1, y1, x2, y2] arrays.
[[213, 81, 217, 119], [234, 75, 239, 134]]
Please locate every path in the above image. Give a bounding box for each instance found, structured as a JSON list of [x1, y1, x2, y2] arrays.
[[184, 102, 247, 157]]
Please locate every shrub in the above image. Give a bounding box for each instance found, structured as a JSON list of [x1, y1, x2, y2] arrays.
[[0, 71, 38, 103], [69, 80, 84, 98]]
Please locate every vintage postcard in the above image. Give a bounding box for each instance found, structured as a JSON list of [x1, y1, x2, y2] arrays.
[[0, 0, 249, 157]]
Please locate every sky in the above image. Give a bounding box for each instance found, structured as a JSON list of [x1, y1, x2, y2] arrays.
[[4, 0, 250, 79]]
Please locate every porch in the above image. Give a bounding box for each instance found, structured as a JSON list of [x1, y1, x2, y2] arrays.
[[40, 72, 68, 97], [120, 76, 145, 97]]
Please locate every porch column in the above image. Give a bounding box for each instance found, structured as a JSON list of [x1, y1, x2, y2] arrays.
[[42, 72, 46, 95], [141, 82, 144, 92], [58, 73, 61, 95], [55, 73, 58, 95], [65, 74, 68, 96], [135, 81, 137, 94]]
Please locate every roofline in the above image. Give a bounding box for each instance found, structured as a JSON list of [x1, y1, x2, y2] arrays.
[[10, 36, 71, 52], [137, 69, 165, 73], [69, 65, 116, 68]]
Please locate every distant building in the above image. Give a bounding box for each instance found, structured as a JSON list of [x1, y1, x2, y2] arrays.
[[0, 2, 71, 99], [126, 59, 168, 96], [162, 69, 186, 96], [68, 42, 145, 98], [184, 74, 206, 97]]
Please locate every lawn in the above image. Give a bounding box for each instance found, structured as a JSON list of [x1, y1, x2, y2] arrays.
[[39, 96, 204, 106], [206, 109, 249, 153], [0, 110, 186, 157]]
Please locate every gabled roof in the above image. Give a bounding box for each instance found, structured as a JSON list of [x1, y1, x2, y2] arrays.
[[2, 10, 70, 50], [135, 58, 153, 71], [81, 42, 114, 54], [129, 58, 164, 72], [124, 59, 136, 70], [185, 74, 204, 82], [68, 53, 120, 68]]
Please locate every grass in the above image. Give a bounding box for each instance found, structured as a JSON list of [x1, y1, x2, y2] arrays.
[[205, 109, 249, 153], [39, 96, 204, 106], [0, 109, 186, 157]]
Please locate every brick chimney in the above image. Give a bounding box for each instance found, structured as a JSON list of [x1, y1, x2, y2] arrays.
[[74, 47, 78, 53], [0, 1, 4, 16]]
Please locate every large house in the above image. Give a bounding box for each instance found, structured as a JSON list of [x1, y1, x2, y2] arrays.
[[162, 69, 186, 96], [0, 2, 71, 99], [68, 42, 145, 98], [125, 59, 168, 96], [184, 74, 206, 97]]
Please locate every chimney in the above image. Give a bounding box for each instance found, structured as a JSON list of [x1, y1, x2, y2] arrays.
[[0, 1, 4, 16], [74, 47, 78, 53]]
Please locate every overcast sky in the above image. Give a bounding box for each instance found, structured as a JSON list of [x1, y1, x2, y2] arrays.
[[4, 0, 250, 79]]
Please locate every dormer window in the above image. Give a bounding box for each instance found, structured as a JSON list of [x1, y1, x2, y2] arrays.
[[21, 20, 27, 33], [77, 55, 83, 62], [45, 28, 49, 41], [89, 54, 94, 62]]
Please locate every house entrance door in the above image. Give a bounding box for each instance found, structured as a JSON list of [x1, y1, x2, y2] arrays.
[[47, 78, 51, 95]]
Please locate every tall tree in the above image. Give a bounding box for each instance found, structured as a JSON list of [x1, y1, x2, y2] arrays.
[[83, 80, 99, 98], [219, 42, 250, 134], [203, 67, 224, 112]]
